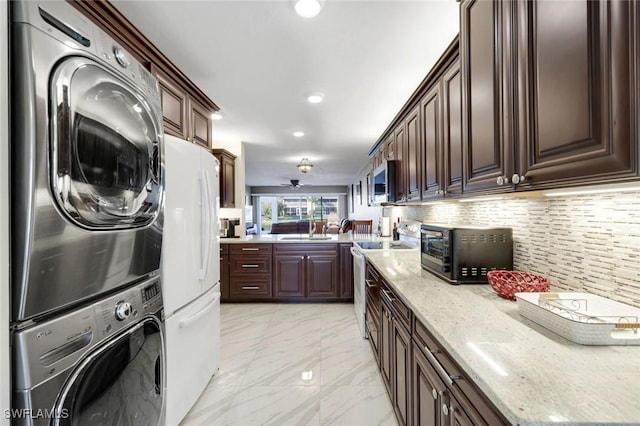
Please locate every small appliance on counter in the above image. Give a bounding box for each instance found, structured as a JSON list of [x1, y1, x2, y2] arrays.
[[220, 218, 240, 238], [420, 223, 513, 284]]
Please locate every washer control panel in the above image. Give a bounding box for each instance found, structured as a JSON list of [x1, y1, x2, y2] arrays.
[[13, 277, 163, 390]]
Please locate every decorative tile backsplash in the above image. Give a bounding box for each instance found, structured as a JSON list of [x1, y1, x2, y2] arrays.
[[401, 191, 640, 308]]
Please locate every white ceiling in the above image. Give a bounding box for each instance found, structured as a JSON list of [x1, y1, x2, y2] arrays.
[[113, 0, 460, 187]]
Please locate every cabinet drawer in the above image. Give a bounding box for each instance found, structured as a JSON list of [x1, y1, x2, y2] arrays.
[[274, 243, 337, 254], [230, 256, 271, 275], [229, 277, 272, 299], [230, 244, 272, 255], [380, 281, 411, 332]]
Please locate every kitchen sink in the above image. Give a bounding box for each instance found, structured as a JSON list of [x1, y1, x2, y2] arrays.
[[279, 236, 333, 241]]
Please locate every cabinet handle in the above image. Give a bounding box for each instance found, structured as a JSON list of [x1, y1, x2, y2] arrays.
[[241, 248, 260, 251], [496, 175, 510, 186], [241, 264, 260, 268], [365, 279, 376, 288], [512, 174, 526, 184], [424, 346, 455, 385], [241, 286, 260, 290], [432, 388, 438, 400], [381, 289, 396, 303], [442, 403, 454, 416]]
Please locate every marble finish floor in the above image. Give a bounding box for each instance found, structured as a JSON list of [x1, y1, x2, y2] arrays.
[[180, 303, 397, 426]]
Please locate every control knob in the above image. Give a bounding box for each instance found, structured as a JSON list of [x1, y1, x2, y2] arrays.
[[112, 46, 130, 69], [114, 301, 133, 321]]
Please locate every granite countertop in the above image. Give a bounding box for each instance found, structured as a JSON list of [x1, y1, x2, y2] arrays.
[[364, 251, 640, 426], [220, 234, 388, 244]]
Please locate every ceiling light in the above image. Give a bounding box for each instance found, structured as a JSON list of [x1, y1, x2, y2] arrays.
[[297, 158, 314, 173], [294, 0, 322, 18], [307, 93, 324, 104], [211, 112, 223, 120], [293, 131, 305, 137]]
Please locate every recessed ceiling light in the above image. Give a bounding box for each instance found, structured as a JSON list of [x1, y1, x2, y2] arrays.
[[293, 131, 305, 137], [307, 93, 324, 104], [211, 112, 223, 120], [295, 0, 322, 18]]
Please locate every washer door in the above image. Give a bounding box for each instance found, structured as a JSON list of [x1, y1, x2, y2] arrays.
[[50, 57, 162, 230], [54, 318, 164, 426]]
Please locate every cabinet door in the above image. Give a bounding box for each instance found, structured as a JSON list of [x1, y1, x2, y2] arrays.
[[306, 254, 339, 298], [394, 122, 406, 201], [406, 105, 421, 202], [366, 295, 380, 364], [339, 244, 354, 299], [461, 0, 513, 193], [442, 59, 463, 197], [189, 98, 212, 149], [445, 394, 474, 426], [213, 149, 236, 208], [515, 0, 637, 188], [413, 342, 448, 426], [385, 134, 396, 160], [421, 84, 443, 199], [152, 66, 187, 139], [380, 300, 393, 396], [273, 255, 305, 298], [393, 320, 411, 426], [220, 251, 229, 301]]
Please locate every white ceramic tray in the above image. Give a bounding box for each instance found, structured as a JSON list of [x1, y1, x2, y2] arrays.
[[515, 292, 640, 345]]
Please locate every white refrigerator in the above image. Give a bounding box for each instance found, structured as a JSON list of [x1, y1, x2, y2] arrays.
[[162, 135, 221, 426]]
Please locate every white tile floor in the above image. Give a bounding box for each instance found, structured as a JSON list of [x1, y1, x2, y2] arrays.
[[180, 303, 397, 426]]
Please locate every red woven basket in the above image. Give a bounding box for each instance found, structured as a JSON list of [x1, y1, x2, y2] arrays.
[[487, 270, 550, 301]]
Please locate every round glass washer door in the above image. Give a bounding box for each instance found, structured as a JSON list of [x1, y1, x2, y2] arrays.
[[51, 57, 163, 230]]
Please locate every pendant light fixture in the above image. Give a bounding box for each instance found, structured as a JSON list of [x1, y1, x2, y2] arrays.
[[297, 158, 314, 174]]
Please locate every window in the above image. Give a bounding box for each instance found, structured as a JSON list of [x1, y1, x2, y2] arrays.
[[258, 196, 339, 233]]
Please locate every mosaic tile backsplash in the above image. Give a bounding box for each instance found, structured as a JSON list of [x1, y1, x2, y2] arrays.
[[400, 190, 640, 308]]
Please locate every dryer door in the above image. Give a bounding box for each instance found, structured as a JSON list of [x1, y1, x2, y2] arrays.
[[50, 57, 163, 230], [54, 317, 164, 426]]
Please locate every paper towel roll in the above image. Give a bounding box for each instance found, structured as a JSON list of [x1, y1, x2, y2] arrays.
[[380, 217, 391, 237]]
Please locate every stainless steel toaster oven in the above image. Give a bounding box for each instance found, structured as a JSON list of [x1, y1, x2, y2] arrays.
[[420, 224, 513, 284]]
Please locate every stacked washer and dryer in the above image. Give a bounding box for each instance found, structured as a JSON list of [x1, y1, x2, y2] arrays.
[[9, 2, 220, 425]]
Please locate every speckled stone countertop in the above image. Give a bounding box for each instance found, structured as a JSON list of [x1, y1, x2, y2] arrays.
[[220, 234, 386, 243], [365, 250, 640, 426]]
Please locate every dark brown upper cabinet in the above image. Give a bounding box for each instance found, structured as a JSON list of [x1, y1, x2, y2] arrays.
[[513, 0, 637, 189], [212, 149, 236, 208], [420, 84, 443, 199], [461, 0, 638, 193], [460, 0, 514, 194], [394, 121, 407, 201], [405, 105, 421, 202], [442, 59, 464, 197], [152, 65, 214, 149]]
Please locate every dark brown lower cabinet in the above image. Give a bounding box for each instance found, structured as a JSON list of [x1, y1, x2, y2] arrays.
[[273, 244, 338, 300], [412, 340, 448, 426], [365, 261, 509, 426], [220, 244, 230, 301], [338, 243, 354, 299], [380, 281, 412, 426]]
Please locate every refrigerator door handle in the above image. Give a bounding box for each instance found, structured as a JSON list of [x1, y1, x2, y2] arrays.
[[178, 292, 221, 328], [198, 170, 212, 280]]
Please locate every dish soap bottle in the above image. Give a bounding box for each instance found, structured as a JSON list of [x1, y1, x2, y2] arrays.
[[392, 222, 399, 241]]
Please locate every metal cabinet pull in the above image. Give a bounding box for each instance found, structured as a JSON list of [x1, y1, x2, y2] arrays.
[[442, 403, 454, 416], [381, 289, 396, 303], [424, 346, 455, 385], [241, 286, 260, 290], [241, 247, 259, 251], [432, 388, 438, 400], [365, 279, 376, 288], [241, 264, 260, 268]]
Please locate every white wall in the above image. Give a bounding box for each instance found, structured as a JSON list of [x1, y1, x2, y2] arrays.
[[349, 164, 383, 230], [1, 1, 11, 423], [213, 141, 246, 232]]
